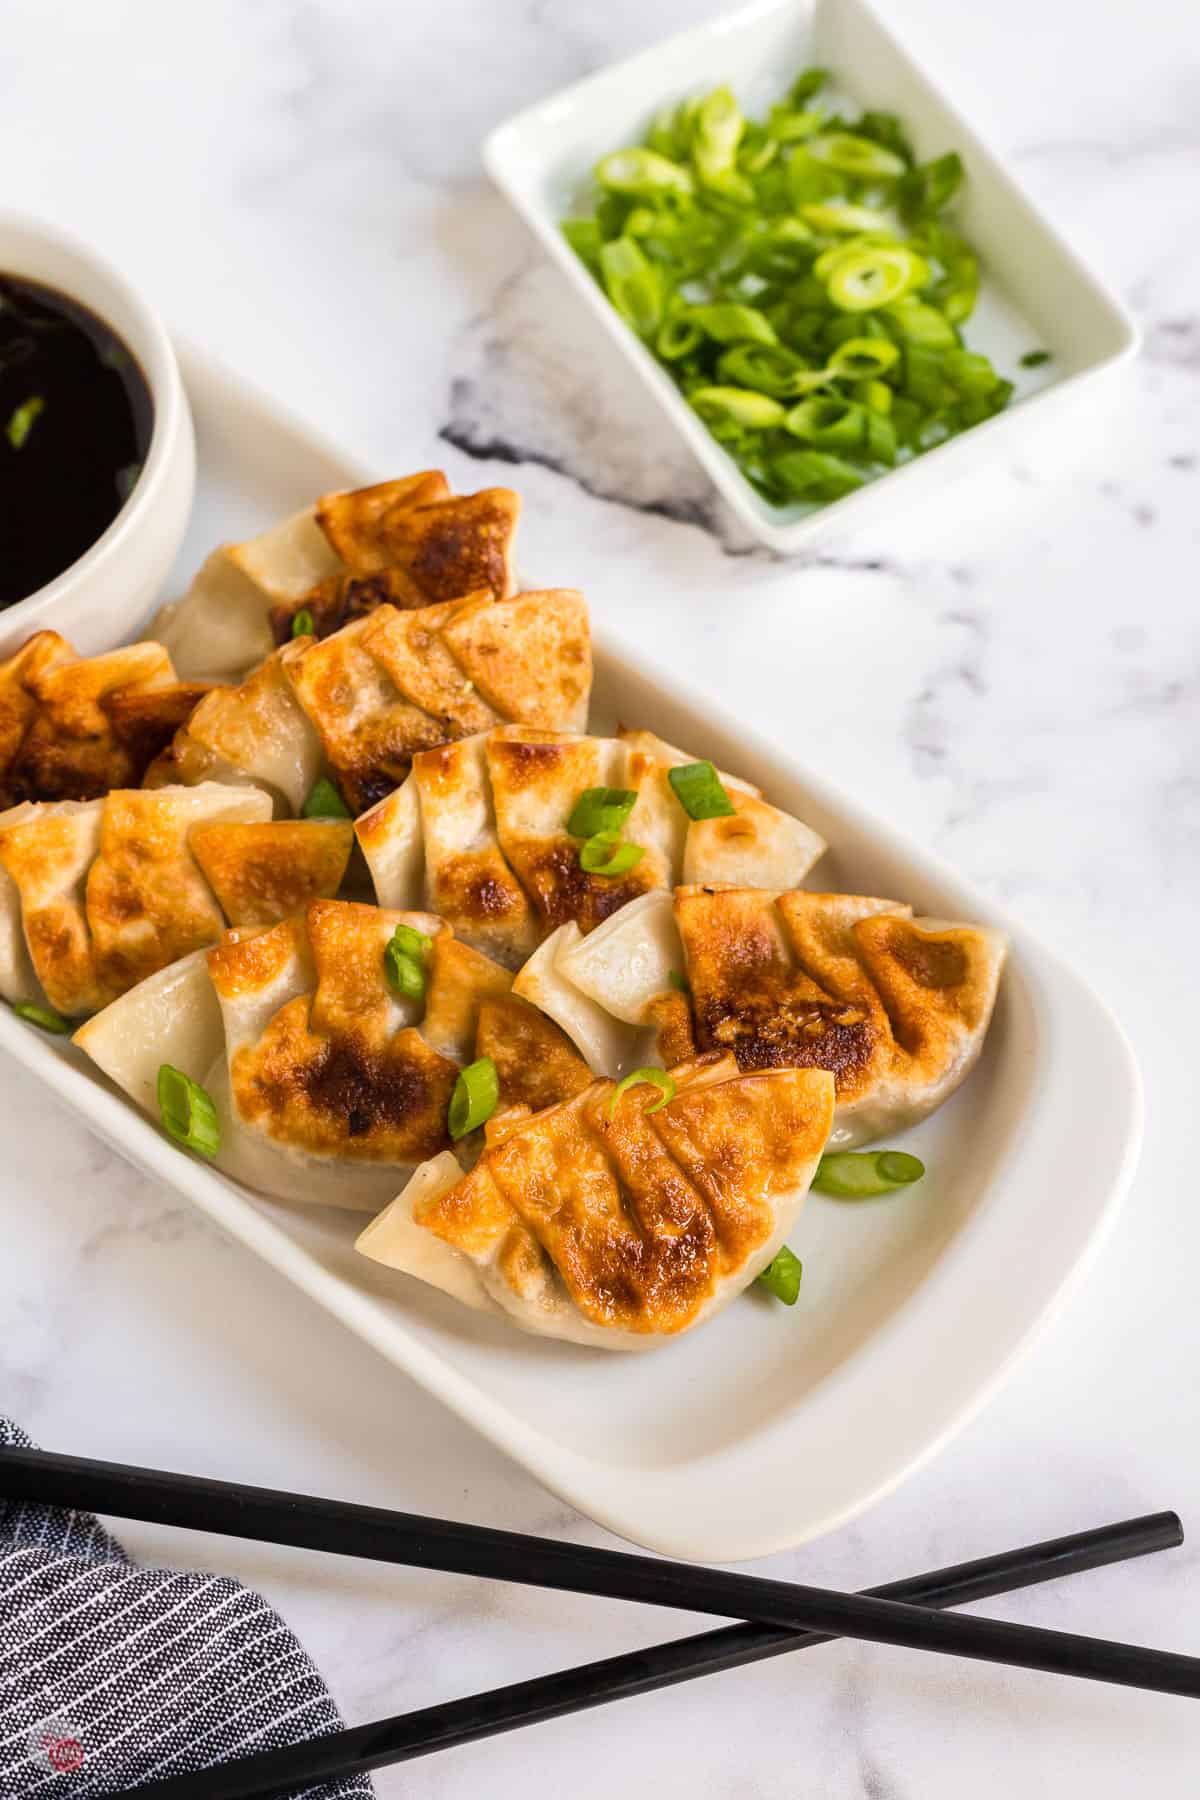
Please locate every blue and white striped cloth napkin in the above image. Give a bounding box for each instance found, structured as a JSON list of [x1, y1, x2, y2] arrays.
[[0, 1421, 373, 1799]]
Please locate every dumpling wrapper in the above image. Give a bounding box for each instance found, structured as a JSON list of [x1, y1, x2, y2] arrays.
[[0, 631, 211, 806], [189, 819, 355, 926], [315, 474, 451, 570], [153, 509, 344, 680], [442, 590, 589, 733], [145, 643, 324, 816], [0, 784, 273, 1016], [357, 1056, 836, 1349], [554, 883, 1007, 1147], [511, 924, 642, 1076]]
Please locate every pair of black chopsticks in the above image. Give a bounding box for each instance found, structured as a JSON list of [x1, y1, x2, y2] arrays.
[[0, 1447, 1190, 1800]]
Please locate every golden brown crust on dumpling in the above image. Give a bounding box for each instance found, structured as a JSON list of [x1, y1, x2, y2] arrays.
[[207, 913, 309, 1000], [315, 474, 451, 570], [475, 993, 593, 1113], [443, 590, 589, 730], [416, 1060, 835, 1335], [0, 632, 210, 806], [374, 488, 520, 603], [851, 912, 1001, 1066], [189, 819, 354, 926]]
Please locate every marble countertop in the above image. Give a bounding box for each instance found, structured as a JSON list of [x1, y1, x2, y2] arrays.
[[4, 0, 1200, 1791]]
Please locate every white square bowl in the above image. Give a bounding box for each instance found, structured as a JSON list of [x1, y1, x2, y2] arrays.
[[484, 0, 1139, 553]]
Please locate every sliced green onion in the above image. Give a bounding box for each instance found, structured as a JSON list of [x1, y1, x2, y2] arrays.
[[864, 409, 898, 465], [578, 831, 646, 877], [656, 314, 704, 360], [825, 245, 928, 312], [608, 1067, 676, 1118], [11, 1001, 70, 1034], [718, 344, 832, 397], [291, 607, 314, 638], [689, 386, 786, 429], [801, 200, 895, 235], [757, 1244, 803, 1305], [884, 296, 958, 347], [599, 238, 663, 338], [691, 303, 778, 346], [567, 786, 638, 838], [784, 395, 867, 449], [813, 1149, 925, 1198], [448, 1056, 500, 1140], [668, 969, 690, 994], [806, 132, 907, 179], [667, 759, 736, 820], [302, 777, 352, 819], [789, 67, 828, 105], [693, 85, 744, 187], [384, 924, 432, 999], [595, 147, 694, 198], [562, 217, 603, 269], [6, 395, 44, 450], [157, 1064, 220, 1159], [855, 377, 893, 414], [898, 151, 964, 219], [773, 449, 866, 502], [828, 336, 899, 378], [1020, 348, 1052, 368]]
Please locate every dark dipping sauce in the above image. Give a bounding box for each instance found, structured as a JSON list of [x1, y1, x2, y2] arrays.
[[0, 275, 154, 609]]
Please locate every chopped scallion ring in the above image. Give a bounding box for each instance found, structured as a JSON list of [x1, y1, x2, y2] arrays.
[[595, 148, 693, 198], [448, 1056, 500, 1140], [578, 831, 646, 877], [801, 200, 895, 234], [692, 303, 779, 346], [757, 1244, 803, 1305], [828, 337, 900, 378], [668, 969, 690, 994], [1020, 348, 1052, 368], [302, 777, 352, 819], [599, 238, 663, 338], [813, 1149, 925, 1198], [291, 608, 314, 638], [806, 131, 907, 179], [825, 245, 928, 312], [11, 1001, 71, 1034], [384, 924, 431, 1000], [608, 1067, 676, 1118], [567, 786, 638, 839], [689, 386, 786, 430], [6, 395, 45, 450], [667, 760, 736, 820], [157, 1064, 220, 1159]]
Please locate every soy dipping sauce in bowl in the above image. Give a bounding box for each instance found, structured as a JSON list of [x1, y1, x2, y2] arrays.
[[1, 275, 154, 609]]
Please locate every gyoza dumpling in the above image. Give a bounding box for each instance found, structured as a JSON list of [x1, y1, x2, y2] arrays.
[[74, 898, 591, 1211], [153, 508, 344, 680], [357, 1055, 835, 1348], [0, 630, 211, 806], [148, 590, 592, 819], [356, 724, 824, 968], [0, 784, 272, 1016], [188, 819, 354, 926], [144, 643, 322, 816], [153, 473, 521, 679], [551, 884, 1007, 1147]]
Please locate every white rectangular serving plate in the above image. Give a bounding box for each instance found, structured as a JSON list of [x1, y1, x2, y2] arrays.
[[484, 0, 1139, 554], [0, 347, 1142, 1562]]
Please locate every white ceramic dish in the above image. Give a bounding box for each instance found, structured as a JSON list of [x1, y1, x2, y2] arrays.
[[0, 214, 195, 656], [484, 0, 1139, 554], [0, 346, 1142, 1561]]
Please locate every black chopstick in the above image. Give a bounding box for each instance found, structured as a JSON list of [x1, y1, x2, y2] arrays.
[[2, 1447, 1195, 1699], [97, 1510, 1183, 1800]]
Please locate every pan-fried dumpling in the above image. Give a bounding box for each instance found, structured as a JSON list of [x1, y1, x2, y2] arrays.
[[0, 630, 211, 805], [549, 884, 1007, 1146], [153, 473, 521, 679], [148, 591, 592, 819], [188, 819, 354, 926], [356, 1056, 835, 1348], [74, 899, 590, 1211], [0, 784, 273, 1016], [153, 509, 344, 680], [144, 643, 322, 816], [356, 724, 824, 968]]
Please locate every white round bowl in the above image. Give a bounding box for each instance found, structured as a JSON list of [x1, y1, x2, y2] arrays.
[[0, 214, 195, 656]]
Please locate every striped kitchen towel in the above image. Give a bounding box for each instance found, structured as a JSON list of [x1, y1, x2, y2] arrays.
[[0, 1421, 373, 1799]]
